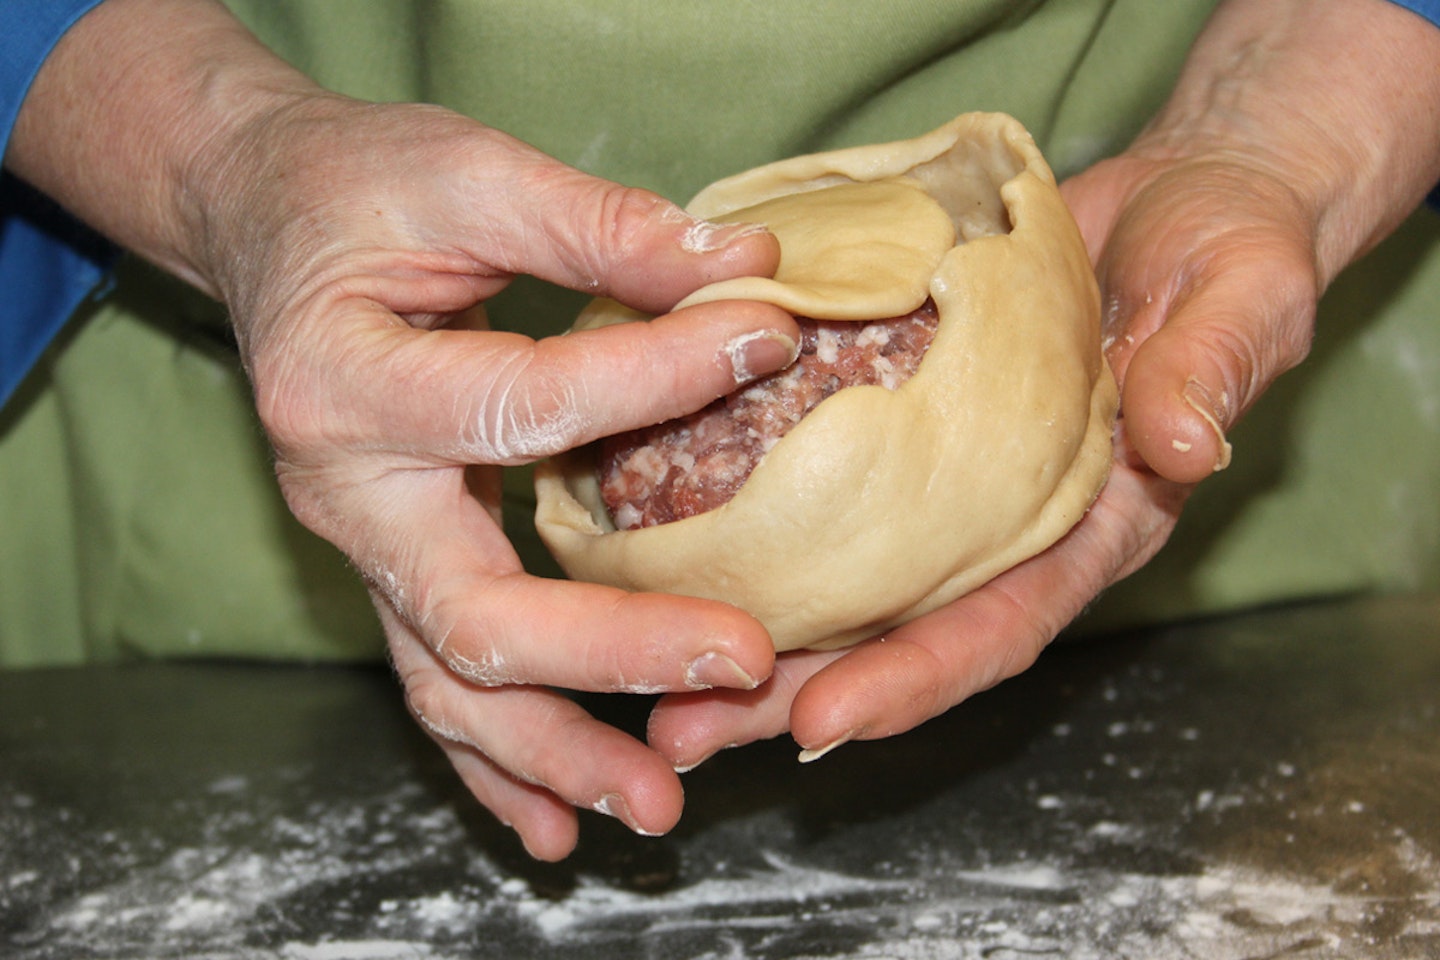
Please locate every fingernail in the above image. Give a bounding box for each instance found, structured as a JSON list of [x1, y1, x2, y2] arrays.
[[725, 330, 799, 385], [797, 731, 856, 764], [593, 793, 662, 837], [680, 217, 769, 255], [685, 652, 761, 690], [1182, 378, 1233, 472]]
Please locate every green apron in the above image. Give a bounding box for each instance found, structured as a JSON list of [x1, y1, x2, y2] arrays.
[[4, 0, 1438, 665]]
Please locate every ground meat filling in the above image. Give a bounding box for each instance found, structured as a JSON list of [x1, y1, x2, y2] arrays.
[[599, 299, 939, 530]]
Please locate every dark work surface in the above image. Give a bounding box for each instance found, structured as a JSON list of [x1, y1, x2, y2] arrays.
[[3, 595, 1439, 959]]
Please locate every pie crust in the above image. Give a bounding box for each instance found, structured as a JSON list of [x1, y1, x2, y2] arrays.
[[534, 112, 1118, 652]]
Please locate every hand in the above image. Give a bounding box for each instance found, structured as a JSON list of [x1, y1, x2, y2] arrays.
[[11, 0, 802, 859], [648, 151, 1298, 765], [647, 0, 1440, 770], [204, 95, 805, 859]]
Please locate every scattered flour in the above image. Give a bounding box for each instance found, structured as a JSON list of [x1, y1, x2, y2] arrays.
[[16, 805, 1434, 960], [280, 943, 438, 960], [7, 664, 1440, 960]]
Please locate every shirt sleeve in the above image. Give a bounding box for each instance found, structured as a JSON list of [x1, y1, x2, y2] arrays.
[[1384, 0, 1440, 209], [1387, 0, 1440, 27], [1, 0, 117, 409]]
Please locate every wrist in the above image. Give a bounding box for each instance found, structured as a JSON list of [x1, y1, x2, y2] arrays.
[[1132, 0, 1440, 288], [8, 0, 321, 298], [175, 83, 335, 306]]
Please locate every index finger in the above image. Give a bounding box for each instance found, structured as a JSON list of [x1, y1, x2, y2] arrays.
[[264, 297, 799, 469]]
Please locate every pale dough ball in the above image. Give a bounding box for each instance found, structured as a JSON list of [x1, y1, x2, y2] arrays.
[[534, 112, 1118, 652]]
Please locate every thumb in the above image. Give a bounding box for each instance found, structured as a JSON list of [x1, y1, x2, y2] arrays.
[[1113, 243, 1318, 484], [452, 130, 780, 312], [1062, 154, 1324, 485]]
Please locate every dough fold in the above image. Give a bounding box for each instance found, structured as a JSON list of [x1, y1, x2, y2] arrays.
[[535, 112, 1118, 652]]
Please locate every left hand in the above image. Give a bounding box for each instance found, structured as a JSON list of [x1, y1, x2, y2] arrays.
[[646, 0, 1440, 769], [648, 149, 1305, 765]]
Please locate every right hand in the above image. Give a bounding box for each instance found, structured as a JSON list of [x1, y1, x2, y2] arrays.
[[10, 0, 798, 859], [195, 94, 800, 859]]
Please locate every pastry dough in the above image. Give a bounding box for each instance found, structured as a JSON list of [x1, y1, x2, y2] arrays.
[[534, 112, 1118, 651]]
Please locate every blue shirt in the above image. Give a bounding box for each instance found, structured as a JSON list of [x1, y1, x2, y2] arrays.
[[1407, 0, 1440, 23], [1, 0, 114, 408], [2, 0, 1438, 409]]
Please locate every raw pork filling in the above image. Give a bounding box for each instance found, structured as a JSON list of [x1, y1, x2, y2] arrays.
[[599, 299, 939, 530]]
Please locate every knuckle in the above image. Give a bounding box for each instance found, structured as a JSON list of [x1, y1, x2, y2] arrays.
[[541, 179, 665, 284], [1216, 304, 1312, 419], [492, 706, 576, 791], [401, 666, 468, 746], [271, 466, 342, 541], [468, 346, 585, 463], [1193, 322, 1262, 417], [593, 594, 676, 692], [596, 184, 668, 257], [1182, 243, 1318, 420], [251, 357, 327, 459], [424, 578, 524, 687], [993, 608, 1054, 688], [246, 316, 365, 483], [439, 642, 515, 687], [1260, 253, 1319, 374]]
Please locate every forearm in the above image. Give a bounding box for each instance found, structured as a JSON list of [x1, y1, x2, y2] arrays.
[[1137, 0, 1440, 286], [5, 0, 319, 297]]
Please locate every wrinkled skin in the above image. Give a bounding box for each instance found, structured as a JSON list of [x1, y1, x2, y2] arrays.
[[646, 155, 1312, 767], [10, 0, 1439, 861], [647, 0, 1440, 778], [223, 100, 807, 861], [12, 0, 801, 861]]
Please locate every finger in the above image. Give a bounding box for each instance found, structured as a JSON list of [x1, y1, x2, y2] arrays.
[[444, 745, 580, 862], [1073, 160, 1320, 486], [233, 108, 783, 319], [648, 648, 843, 771], [1113, 241, 1317, 484], [389, 612, 688, 845], [332, 467, 775, 694], [649, 464, 1179, 769], [782, 464, 1186, 757], [460, 298, 800, 463], [428, 578, 776, 694], [263, 297, 799, 469], [446, 132, 782, 312]]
